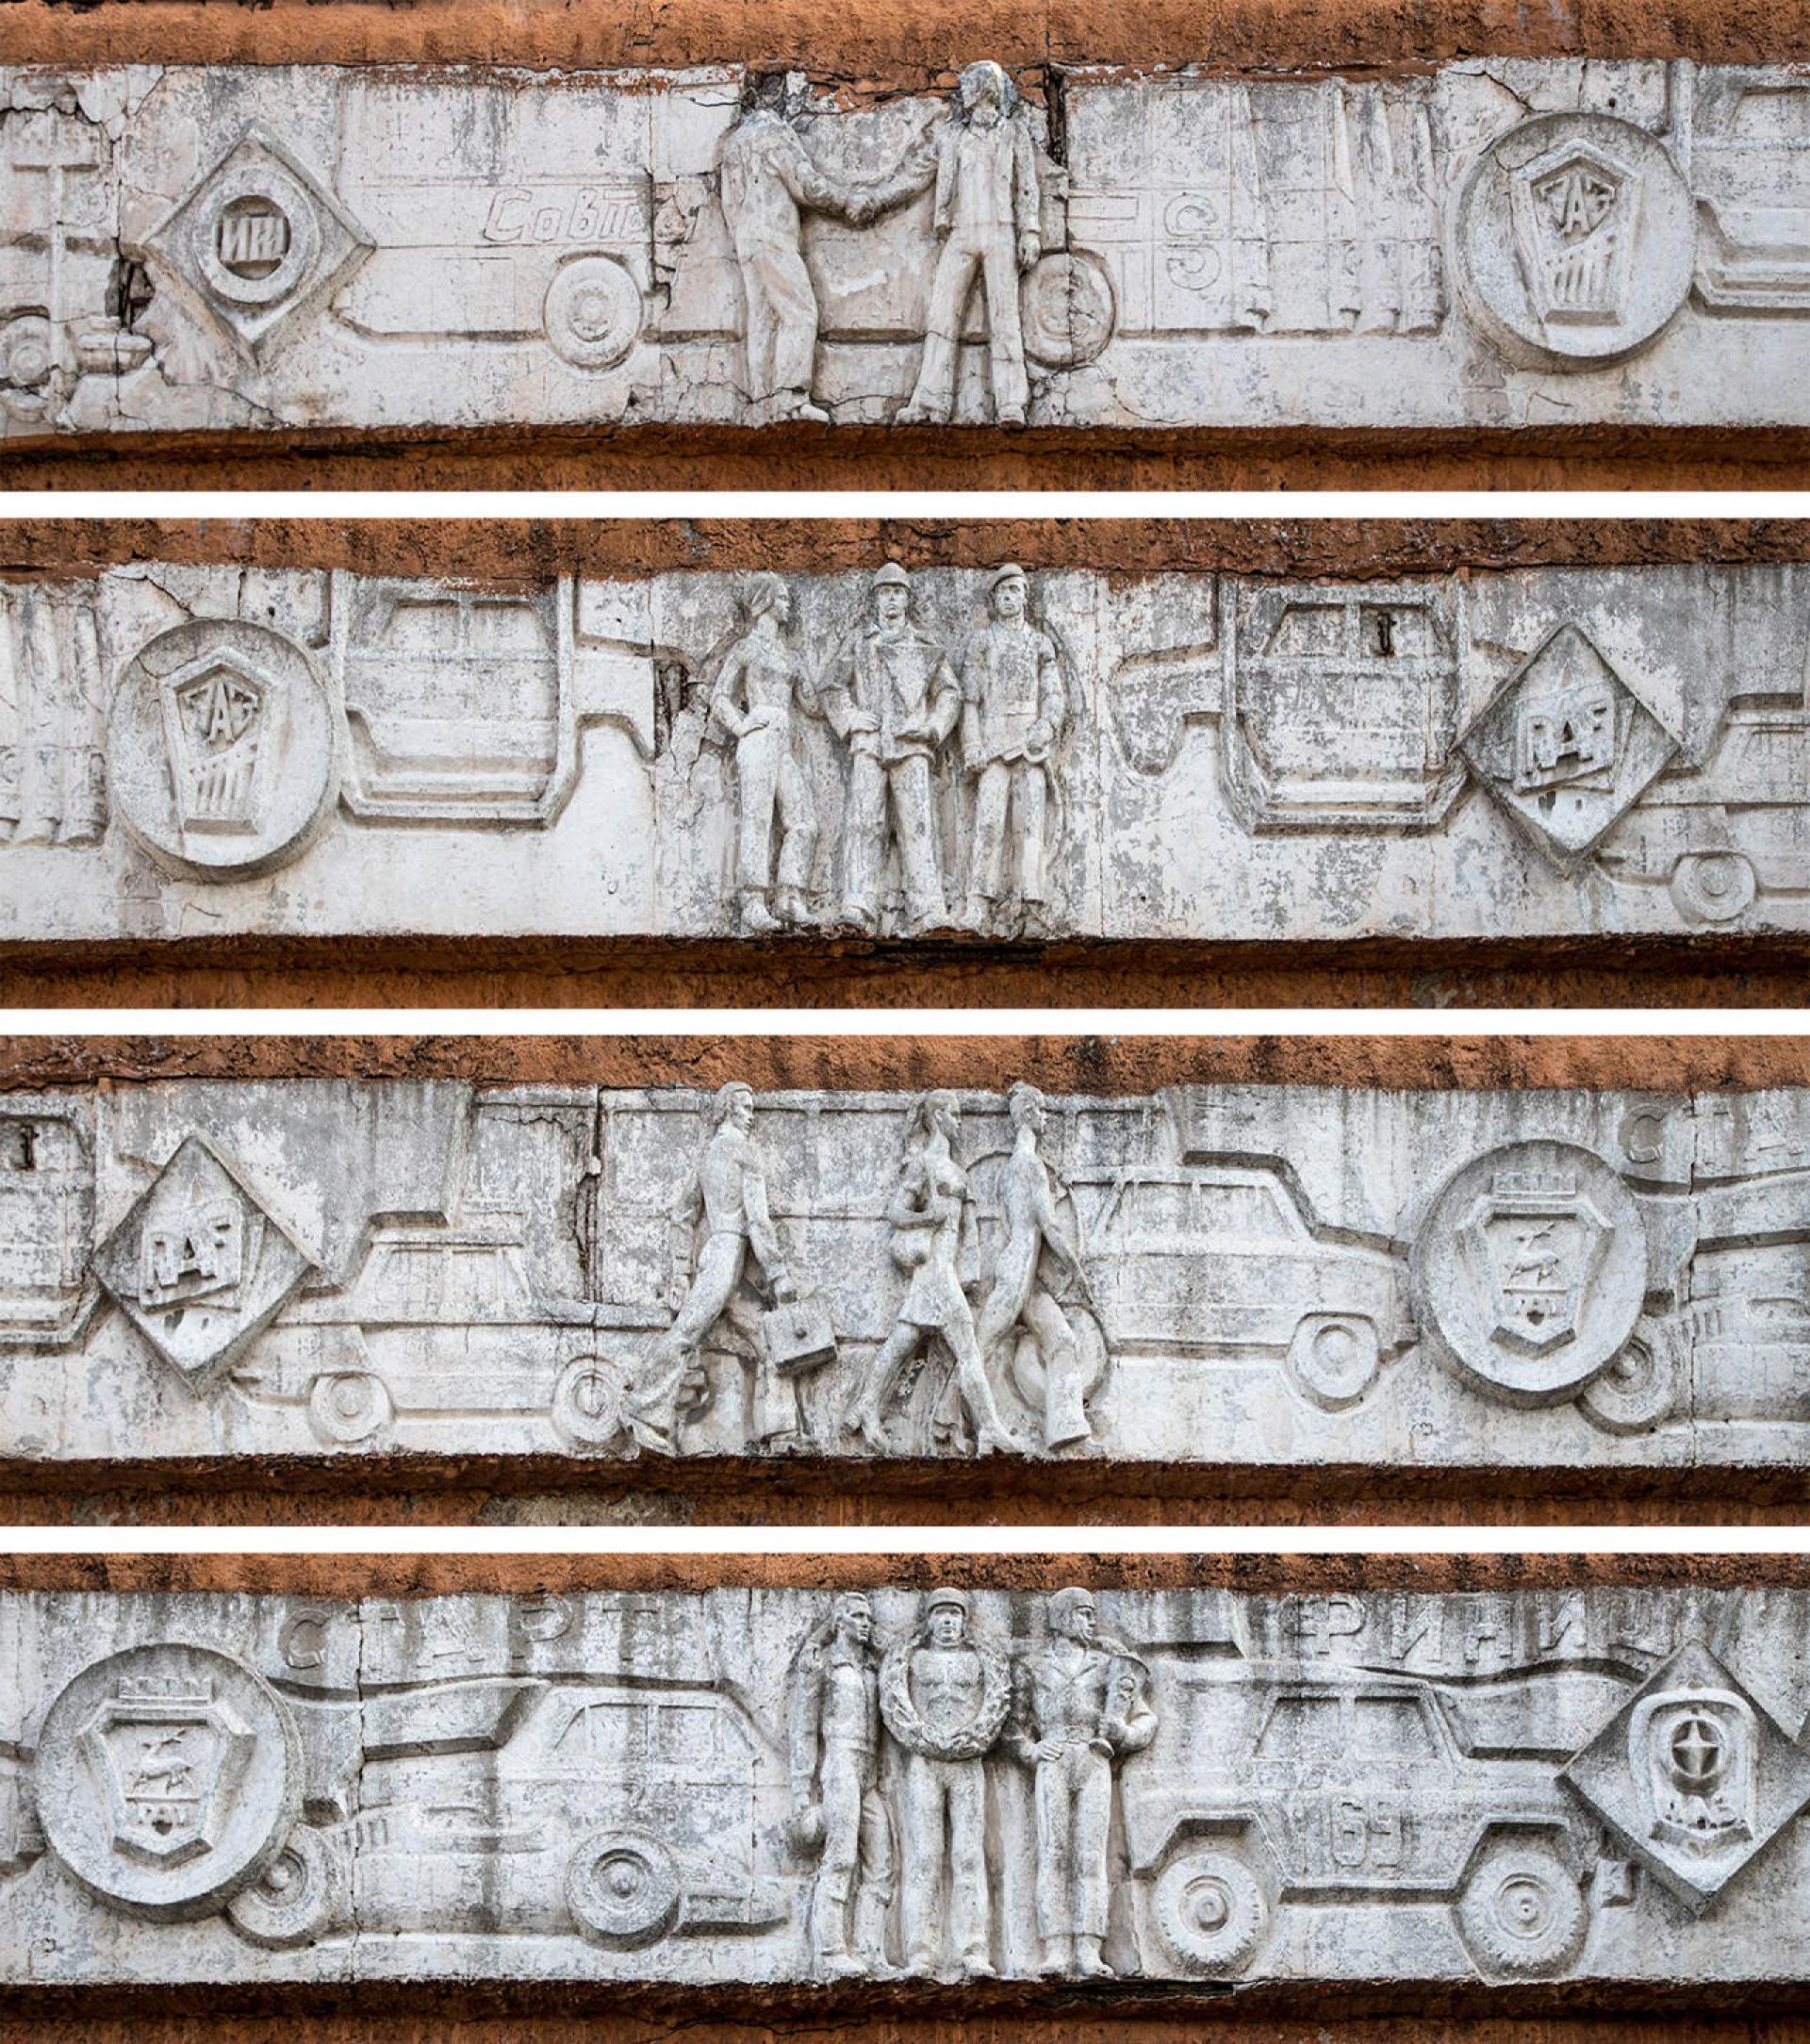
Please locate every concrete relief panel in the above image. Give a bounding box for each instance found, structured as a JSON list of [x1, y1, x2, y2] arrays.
[[10, 555, 1810, 944], [7, 1582, 1810, 1986], [5, 58, 1810, 438], [2, 1070, 1809, 1475]]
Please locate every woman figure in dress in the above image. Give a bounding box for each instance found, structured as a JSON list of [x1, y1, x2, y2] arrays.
[[846, 1089, 1017, 1457]]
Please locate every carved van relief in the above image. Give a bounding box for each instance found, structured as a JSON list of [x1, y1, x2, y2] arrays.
[[10, 1072, 1810, 1474], [0, 1097, 95, 1347], [7, 59, 1810, 435], [8, 1585, 1810, 1986]]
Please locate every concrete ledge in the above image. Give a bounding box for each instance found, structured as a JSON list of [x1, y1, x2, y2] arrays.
[[5, 29, 1810, 483], [6, 1038, 1810, 1515], [3, 1559, 1810, 1999], [8, 521, 1810, 987]]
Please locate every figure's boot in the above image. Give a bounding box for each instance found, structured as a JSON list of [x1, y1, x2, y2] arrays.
[[773, 883, 810, 925], [852, 1888, 895, 1977], [1038, 1935, 1070, 1977], [773, 387, 831, 425], [623, 1342, 686, 1452], [845, 1396, 890, 1456], [1074, 1935, 1114, 1978], [740, 887, 782, 934], [1044, 1337, 1092, 1449], [813, 1876, 863, 1981]]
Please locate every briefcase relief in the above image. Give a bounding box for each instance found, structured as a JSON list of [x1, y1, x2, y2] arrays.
[[761, 1296, 838, 1376]]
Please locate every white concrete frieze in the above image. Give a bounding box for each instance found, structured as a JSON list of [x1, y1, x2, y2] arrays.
[[4, 1582, 1810, 1985], [6, 58, 1810, 436], [7, 557, 1810, 942], [2, 1073, 1808, 1470]]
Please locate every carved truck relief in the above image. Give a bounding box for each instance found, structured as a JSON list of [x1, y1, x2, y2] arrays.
[[6, 1584, 1810, 1987], [8, 58, 1810, 437], [4, 1071, 1810, 1475], [8, 556, 1810, 944]]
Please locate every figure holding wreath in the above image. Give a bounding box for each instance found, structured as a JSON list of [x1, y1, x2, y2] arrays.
[[878, 1586, 1012, 1979]]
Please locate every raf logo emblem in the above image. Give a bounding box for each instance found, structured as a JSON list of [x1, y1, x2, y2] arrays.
[[92, 1131, 317, 1391], [1458, 621, 1678, 865]]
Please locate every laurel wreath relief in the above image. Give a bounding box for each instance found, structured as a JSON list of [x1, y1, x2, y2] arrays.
[[877, 1635, 1013, 1759]]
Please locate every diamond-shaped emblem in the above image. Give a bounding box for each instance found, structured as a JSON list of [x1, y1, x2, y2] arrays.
[[92, 1132, 316, 1392], [78, 1673, 254, 1870], [1561, 1640, 1810, 1910], [1459, 622, 1679, 866], [142, 124, 371, 355], [1457, 1169, 1612, 1358]]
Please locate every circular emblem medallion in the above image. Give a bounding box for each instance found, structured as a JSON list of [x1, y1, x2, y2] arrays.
[[107, 618, 342, 881], [1021, 253, 1116, 369], [1411, 1138, 1647, 1405], [190, 160, 321, 312], [1455, 111, 1694, 370], [37, 1642, 301, 1920]]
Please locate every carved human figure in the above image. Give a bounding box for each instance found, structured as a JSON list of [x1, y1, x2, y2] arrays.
[[717, 71, 885, 425], [955, 565, 1066, 932], [1006, 1586, 1157, 1978], [897, 61, 1042, 427], [819, 562, 961, 933], [976, 1081, 1095, 1448], [846, 1089, 1016, 1456], [878, 1587, 1012, 1979], [786, 1591, 897, 1979], [626, 1080, 798, 1451], [709, 571, 819, 932]]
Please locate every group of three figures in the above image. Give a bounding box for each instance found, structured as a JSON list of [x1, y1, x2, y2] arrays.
[[719, 59, 1043, 426], [786, 1585, 1158, 1981], [710, 561, 1067, 936], [624, 1080, 1096, 1458]]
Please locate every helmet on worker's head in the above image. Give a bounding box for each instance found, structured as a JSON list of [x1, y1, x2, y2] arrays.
[[1050, 1585, 1096, 1635]]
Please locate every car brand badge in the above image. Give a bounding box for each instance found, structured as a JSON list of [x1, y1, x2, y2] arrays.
[[1457, 621, 1677, 865], [1562, 1640, 1810, 1909], [92, 1131, 317, 1392], [1511, 142, 1637, 329], [80, 1673, 253, 1870], [159, 662, 284, 838], [1459, 1167, 1611, 1357]]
